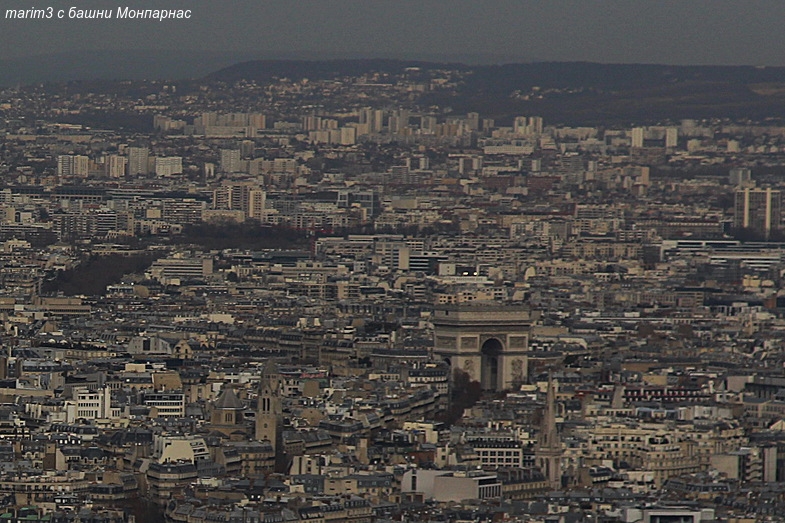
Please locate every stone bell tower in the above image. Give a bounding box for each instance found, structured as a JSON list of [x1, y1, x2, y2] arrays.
[[255, 360, 283, 454]]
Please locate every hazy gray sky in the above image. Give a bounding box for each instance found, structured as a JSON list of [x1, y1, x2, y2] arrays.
[[2, 0, 785, 65]]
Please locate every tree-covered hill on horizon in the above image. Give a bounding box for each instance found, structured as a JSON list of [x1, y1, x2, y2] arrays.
[[206, 59, 785, 125]]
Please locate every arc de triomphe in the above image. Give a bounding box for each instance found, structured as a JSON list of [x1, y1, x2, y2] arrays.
[[433, 305, 539, 391]]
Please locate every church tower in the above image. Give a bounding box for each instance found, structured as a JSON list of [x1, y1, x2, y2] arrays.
[[255, 360, 283, 454], [536, 374, 562, 488]]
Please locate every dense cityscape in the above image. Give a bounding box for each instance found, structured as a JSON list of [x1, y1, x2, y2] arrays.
[[1, 60, 785, 523]]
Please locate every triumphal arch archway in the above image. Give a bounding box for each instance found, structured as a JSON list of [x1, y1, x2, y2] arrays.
[[433, 305, 539, 391]]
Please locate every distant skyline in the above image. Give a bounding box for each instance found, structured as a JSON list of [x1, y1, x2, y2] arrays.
[[2, 0, 785, 80]]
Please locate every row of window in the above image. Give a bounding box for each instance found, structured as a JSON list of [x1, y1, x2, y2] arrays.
[[479, 450, 521, 457]]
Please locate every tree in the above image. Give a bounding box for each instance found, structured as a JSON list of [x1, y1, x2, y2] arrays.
[[438, 368, 482, 426]]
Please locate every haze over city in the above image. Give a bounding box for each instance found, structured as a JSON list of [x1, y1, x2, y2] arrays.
[[3, 1, 785, 84]]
